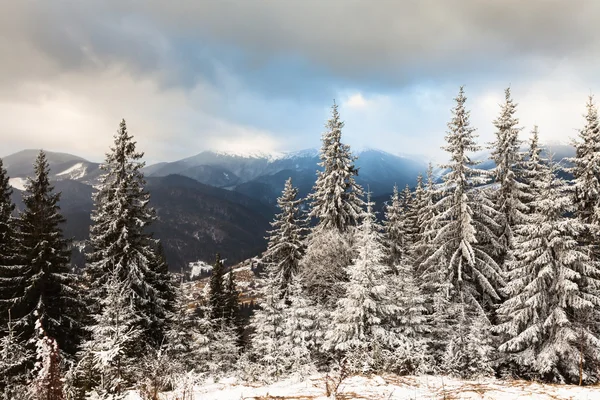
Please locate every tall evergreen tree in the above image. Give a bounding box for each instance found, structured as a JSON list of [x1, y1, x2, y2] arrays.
[[9, 151, 84, 367], [80, 270, 143, 397], [165, 274, 210, 373], [30, 320, 65, 400], [489, 87, 527, 268], [147, 242, 177, 347], [569, 95, 600, 259], [0, 311, 32, 397], [87, 119, 166, 352], [422, 87, 504, 310], [323, 194, 398, 373], [0, 158, 19, 326], [412, 163, 438, 273], [308, 101, 364, 233], [262, 178, 304, 299], [521, 126, 544, 212], [420, 88, 503, 369], [248, 267, 290, 379], [383, 184, 410, 268], [409, 174, 426, 237], [497, 159, 600, 383], [401, 184, 418, 246], [224, 268, 242, 341], [208, 253, 226, 323]]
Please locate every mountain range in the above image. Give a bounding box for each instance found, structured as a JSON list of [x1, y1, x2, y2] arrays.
[[2, 148, 429, 270]]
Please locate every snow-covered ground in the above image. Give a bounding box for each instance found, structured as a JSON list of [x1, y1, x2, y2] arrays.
[[126, 374, 600, 399]]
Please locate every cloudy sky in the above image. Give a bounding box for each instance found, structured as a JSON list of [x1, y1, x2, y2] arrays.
[[2, 0, 600, 163]]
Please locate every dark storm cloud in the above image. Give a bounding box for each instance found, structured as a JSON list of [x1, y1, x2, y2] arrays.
[[5, 1, 600, 96]]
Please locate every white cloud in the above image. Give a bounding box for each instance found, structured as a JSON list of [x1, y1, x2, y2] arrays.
[[344, 93, 369, 109]]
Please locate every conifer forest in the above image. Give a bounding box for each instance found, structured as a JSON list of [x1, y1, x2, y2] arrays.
[[2, 85, 600, 399]]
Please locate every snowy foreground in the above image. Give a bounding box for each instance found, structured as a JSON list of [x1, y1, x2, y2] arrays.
[[126, 374, 600, 399]]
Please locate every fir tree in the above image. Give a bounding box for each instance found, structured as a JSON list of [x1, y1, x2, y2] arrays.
[[262, 178, 304, 299], [80, 271, 143, 397], [412, 163, 438, 273], [146, 242, 177, 348], [0, 310, 32, 398], [224, 268, 242, 341], [30, 319, 64, 400], [299, 229, 354, 309], [87, 119, 166, 353], [281, 279, 317, 376], [442, 310, 494, 378], [0, 158, 19, 327], [206, 317, 240, 377], [496, 159, 600, 384], [324, 194, 398, 373], [165, 274, 209, 373], [208, 253, 226, 323], [401, 184, 418, 246], [570, 95, 600, 228], [522, 126, 545, 211], [383, 184, 409, 267], [308, 101, 364, 233], [420, 87, 503, 368], [9, 151, 84, 368], [569, 95, 600, 275], [489, 87, 527, 268], [422, 87, 504, 310], [409, 174, 427, 238], [248, 267, 290, 379], [385, 263, 430, 375]]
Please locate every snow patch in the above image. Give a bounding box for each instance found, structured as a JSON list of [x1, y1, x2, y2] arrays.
[[189, 261, 212, 279], [8, 177, 27, 191], [56, 162, 87, 179]]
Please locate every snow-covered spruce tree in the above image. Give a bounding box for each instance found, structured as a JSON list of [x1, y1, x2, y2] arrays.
[[281, 279, 317, 376], [8, 151, 84, 370], [30, 319, 64, 400], [146, 242, 177, 348], [205, 255, 240, 374], [496, 158, 600, 384], [248, 267, 290, 380], [420, 87, 502, 372], [206, 316, 240, 378], [383, 184, 410, 268], [165, 274, 210, 373], [489, 87, 528, 269], [411, 163, 438, 273], [249, 178, 307, 380], [0, 311, 32, 398], [0, 158, 20, 327], [79, 270, 143, 398], [441, 310, 494, 379], [569, 95, 600, 253], [262, 178, 304, 299], [87, 119, 167, 353], [300, 102, 364, 354], [385, 262, 430, 375], [409, 174, 427, 237], [308, 101, 364, 233], [521, 126, 545, 210], [401, 184, 419, 246], [323, 194, 398, 373]]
